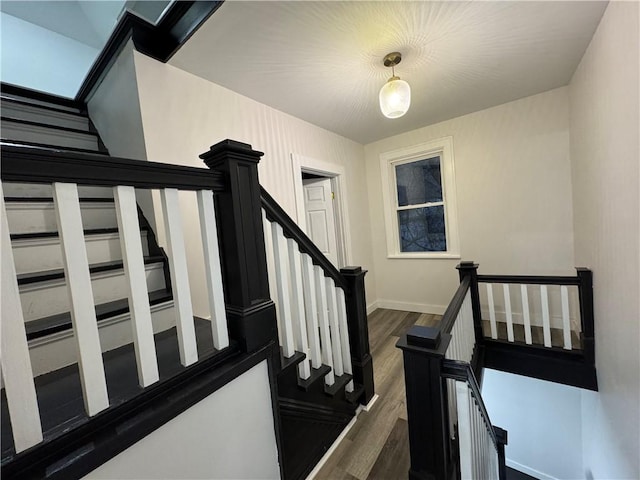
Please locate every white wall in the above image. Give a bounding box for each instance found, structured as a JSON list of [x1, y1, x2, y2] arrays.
[[132, 51, 377, 316], [364, 88, 575, 313], [0, 12, 98, 98], [482, 369, 584, 480], [84, 360, 280, 480], [88, 41, 147, 162], [569, 2, 640, 478], [87, 40, 156, 229]]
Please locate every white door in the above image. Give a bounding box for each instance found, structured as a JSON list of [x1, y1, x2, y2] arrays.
[[302, 177, 339, 266]]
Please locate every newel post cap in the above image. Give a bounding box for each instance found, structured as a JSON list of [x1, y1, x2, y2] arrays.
[[200, 139, 264, 169]]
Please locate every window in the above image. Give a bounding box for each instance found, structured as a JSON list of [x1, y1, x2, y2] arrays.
[[380, 137, 460, 259]]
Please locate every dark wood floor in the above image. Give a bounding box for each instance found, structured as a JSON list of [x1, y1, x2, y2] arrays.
[[314, 309, 540, 480], [315, 308, 440, 480]]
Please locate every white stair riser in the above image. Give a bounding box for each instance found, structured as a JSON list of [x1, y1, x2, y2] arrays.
[[3, 182, 113, 199], [1, 120, 99, 151], [6, 201, 117, 234], [20, 263, 167, 321], [27, 302, 176, 378], [12, 232, 150, 275], [2, 103, 89, 130]]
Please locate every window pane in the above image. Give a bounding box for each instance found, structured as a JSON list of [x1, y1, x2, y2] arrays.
[[398, 206, 446, 252], [395, 156, 442, 207]]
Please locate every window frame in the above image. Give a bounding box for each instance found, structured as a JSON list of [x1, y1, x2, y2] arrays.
[[380, 137, 460, 259]]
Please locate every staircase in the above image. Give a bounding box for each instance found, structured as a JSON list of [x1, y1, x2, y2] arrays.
[[1, 86, 374, 480]]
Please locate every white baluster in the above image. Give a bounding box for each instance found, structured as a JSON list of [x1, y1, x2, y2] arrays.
[[197, 190, 229, 350], [160, 188, 198, 366], [561, 285, 572, 350], [301, 254, 322, 368], [541, 285, 552, 347], [53, 182, 109, 415], [521, 284, 533, 345], [486, 284, 498, 339], [262, 212, 282, 347], [287, 239, 311, 379], [314, 266, 335, 385], [0, 189, 43, 452], [457, 381, 473, 480], [503, 284, 514, 342], [336, 288, 354, 392], [326, 277, 344, 377], [271, 223, 295, 357], [114, 186, 159, 387]]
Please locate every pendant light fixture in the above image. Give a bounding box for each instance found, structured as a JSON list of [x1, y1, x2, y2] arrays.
[[379, 52, 411, 119]]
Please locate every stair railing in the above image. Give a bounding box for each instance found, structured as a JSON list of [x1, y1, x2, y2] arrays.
[[443, 361, 507, 480], [261, 187, 375, 404], [0, 140, 283, 456], [397, 268, 507, 480], [458, 261, 597, 390]]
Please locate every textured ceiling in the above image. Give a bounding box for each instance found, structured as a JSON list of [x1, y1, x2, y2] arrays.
[[170, 1, 607, 144]]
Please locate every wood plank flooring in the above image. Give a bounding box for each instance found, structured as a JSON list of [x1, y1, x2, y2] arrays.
[[314, 308, 441, 480]]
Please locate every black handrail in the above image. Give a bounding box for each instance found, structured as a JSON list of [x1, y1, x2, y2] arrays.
[[260, 186, 347, 291], [477, 274, 580, 285], [439, 276, 471, 334], [0, 144, 225, 192], [442, 359, 498, 447]]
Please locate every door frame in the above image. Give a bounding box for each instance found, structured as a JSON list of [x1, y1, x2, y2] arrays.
[[291, 153, 352, 267]]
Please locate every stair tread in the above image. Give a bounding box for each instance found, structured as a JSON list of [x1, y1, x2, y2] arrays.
[[10, 226, 148, 241], [25, 289, 172, 340], [280, 350, 306, 373], [2, 318, 233, 463], [0, 139, 107, 155], [324, 373, 353, 397], [345, 383, 365, 405], [1, 115, 98, 137], [297, 364, 332, 391], [4, 196, 115, 203], [0, 96, 89, 118], [17, 255, 165, 286]]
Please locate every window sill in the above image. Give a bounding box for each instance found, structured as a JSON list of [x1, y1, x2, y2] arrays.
[[387, 253, 461, 260]]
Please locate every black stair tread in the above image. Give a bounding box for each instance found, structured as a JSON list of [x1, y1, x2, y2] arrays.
[[0, 96, 89, 118], [297, 364, 332, 392], [4, 196, 115, 203], [280, 349, 306, 373], [324, 373, 353, 397], [1, 116, 98, 137], [10, 226, 148, 241], [345, 383, 365, 405], [1, 318, 236, 463], [0, 139, 107, 155], [25, 289, 173, 340], [17, 255, 165, 286]]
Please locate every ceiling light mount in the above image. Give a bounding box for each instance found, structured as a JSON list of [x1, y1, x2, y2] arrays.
[[379, 51, 411, 119], [383, 52, 402, 68]]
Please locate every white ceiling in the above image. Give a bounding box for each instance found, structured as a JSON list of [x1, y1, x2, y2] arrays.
[[0, 1, 126, 49], [171, 1, 607, 145]]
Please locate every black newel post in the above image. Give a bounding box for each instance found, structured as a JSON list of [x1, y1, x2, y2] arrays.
[[457, 261, 483, 342], [340, 266, 375, 406], [576, 268, 595, 364], [397, 326, 452, 480], [201, 140, 277, 352]]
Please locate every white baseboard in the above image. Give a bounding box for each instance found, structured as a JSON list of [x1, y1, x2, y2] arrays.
[[375, 299, 446, 315], [367, 301, 379, 315], [304, 406, 363, 480], [506, 458, 559, 480]]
